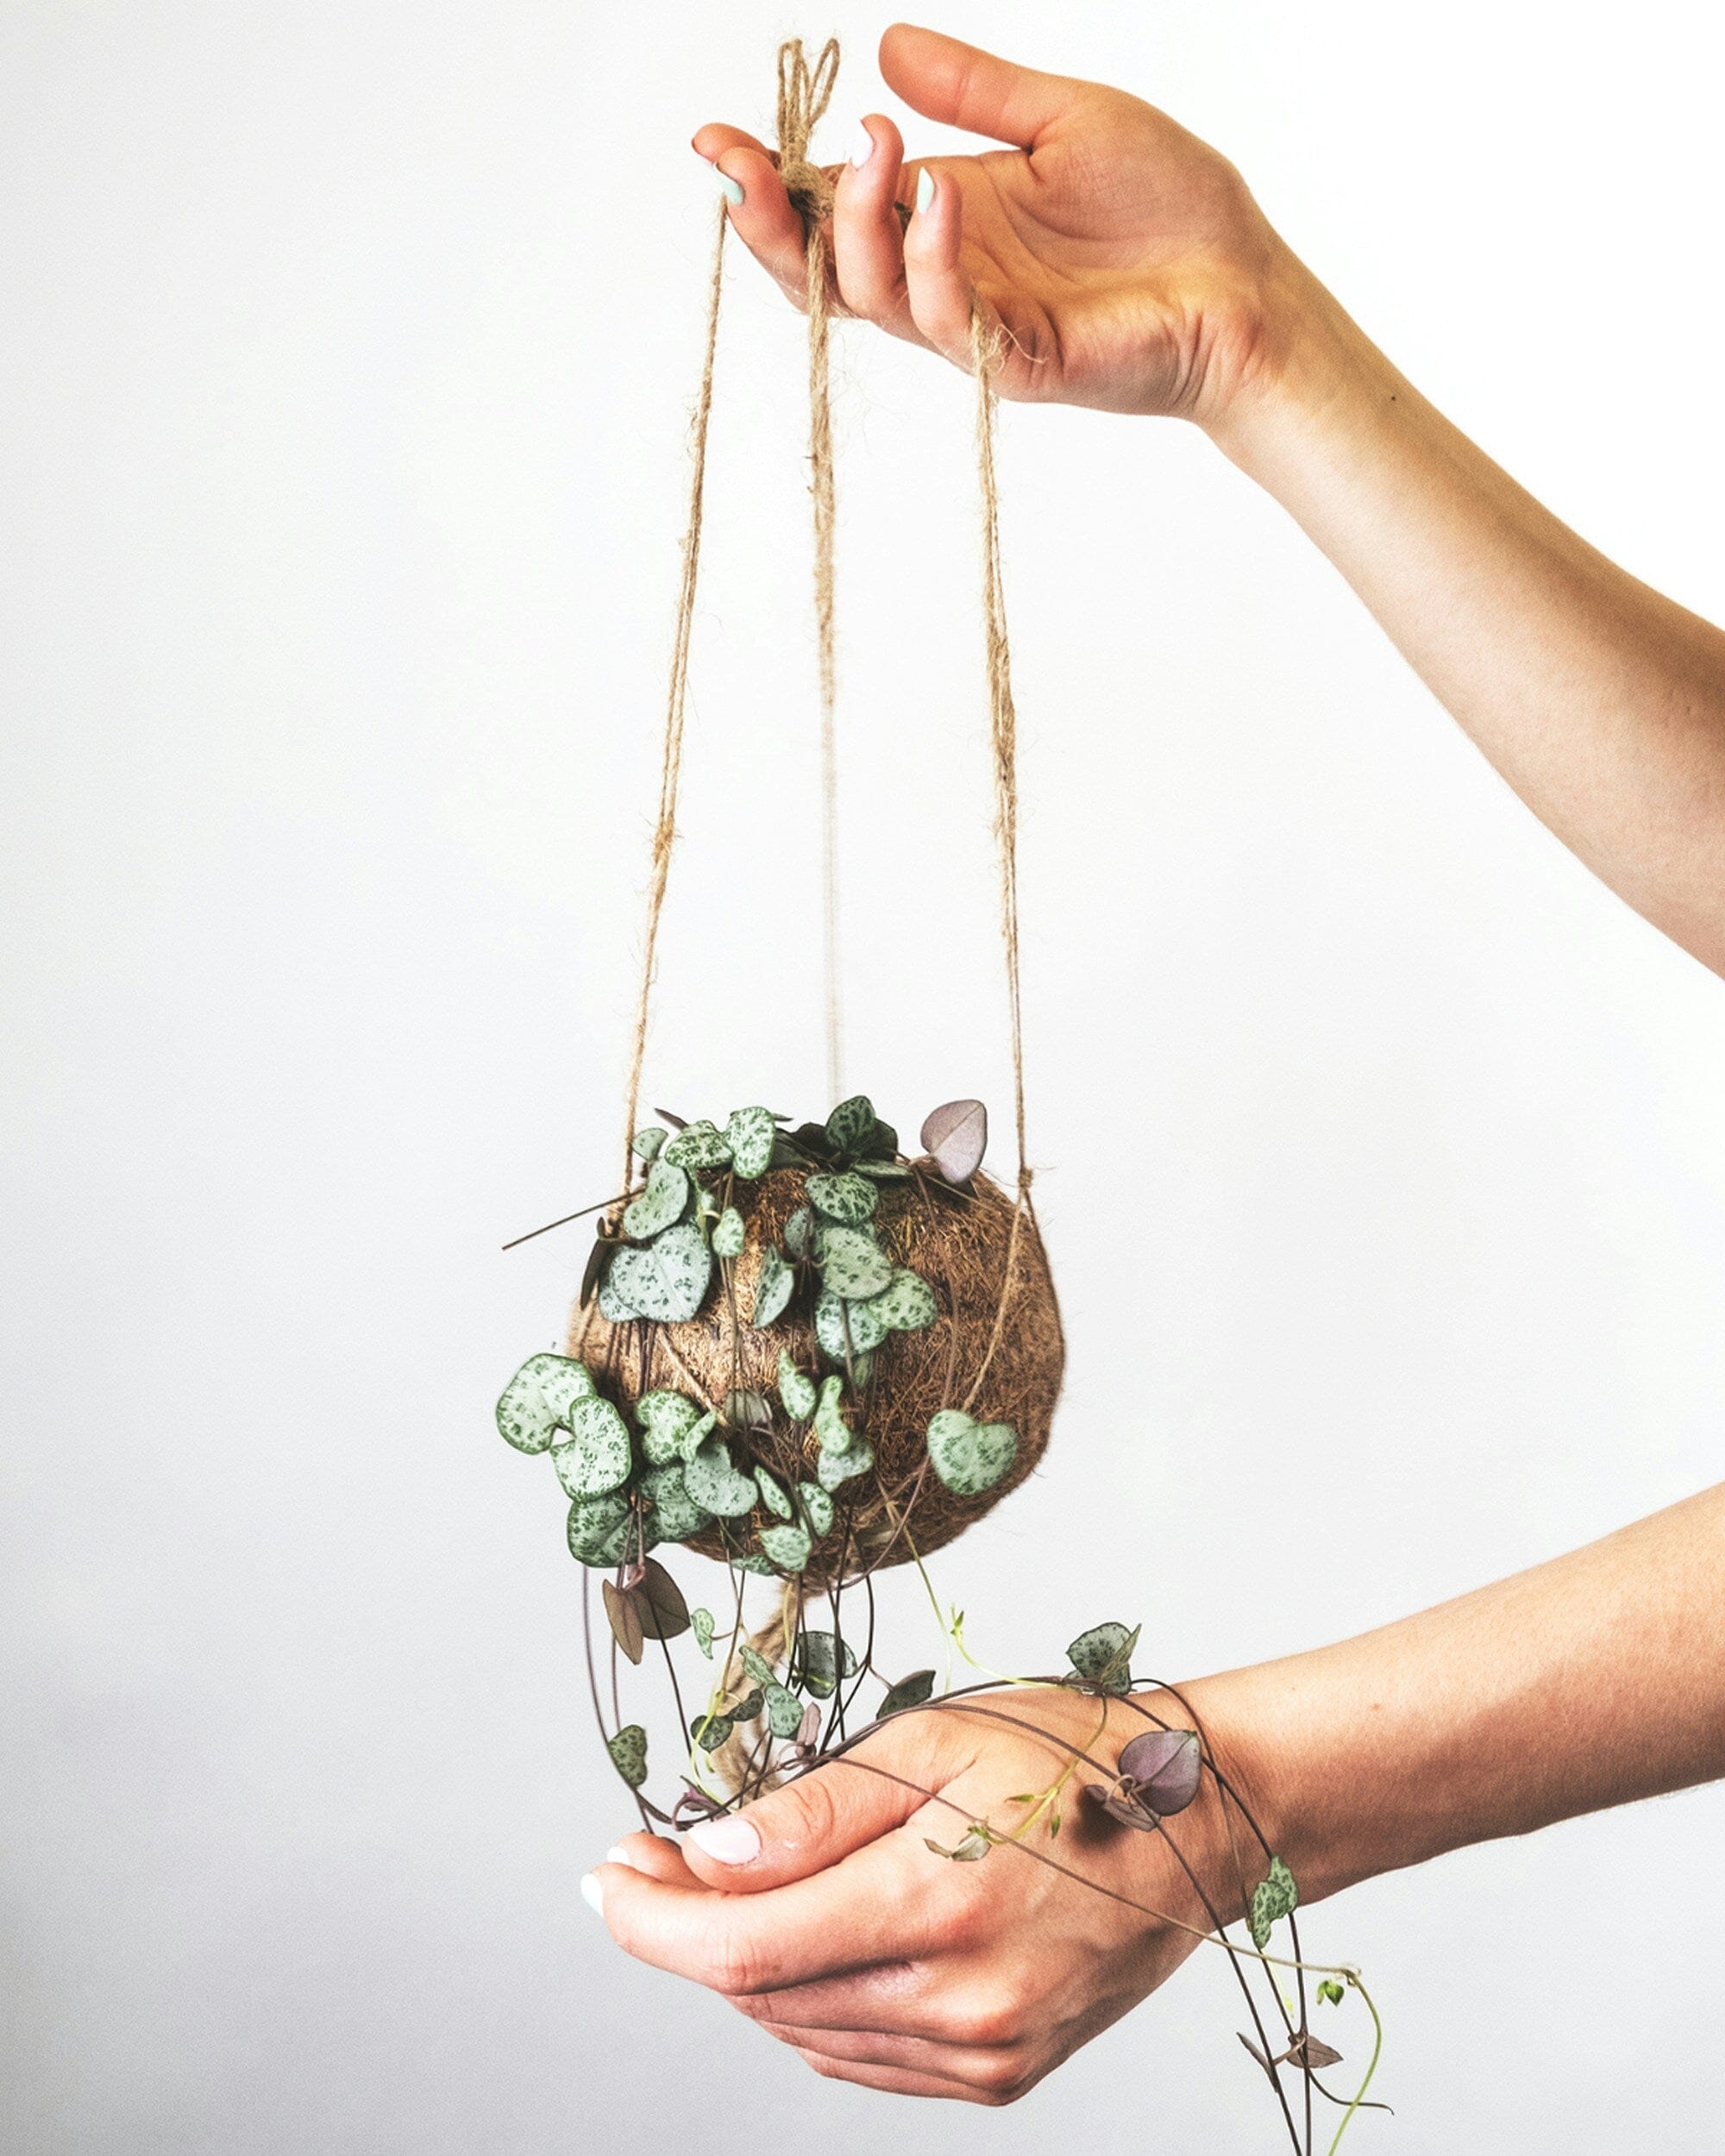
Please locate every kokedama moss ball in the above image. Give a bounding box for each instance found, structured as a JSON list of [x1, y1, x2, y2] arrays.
[[565, 1163, 1063, 1575]]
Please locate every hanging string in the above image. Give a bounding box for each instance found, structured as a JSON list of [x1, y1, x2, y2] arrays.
[[775, 36, 844, 1102], [618, 200, 729, 1193]]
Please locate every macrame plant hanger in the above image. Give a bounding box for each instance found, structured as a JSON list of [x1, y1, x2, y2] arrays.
[[617, 37, 1032, 1395]]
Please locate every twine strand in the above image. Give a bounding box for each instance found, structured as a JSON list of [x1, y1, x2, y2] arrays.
[[618, 200, 728, 1190]]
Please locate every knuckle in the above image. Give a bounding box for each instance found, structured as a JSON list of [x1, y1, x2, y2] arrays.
[[950, 1985, 1026, 2049], [699, 1927, 768, 1997]]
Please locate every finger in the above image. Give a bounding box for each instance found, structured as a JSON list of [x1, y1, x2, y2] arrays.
[[603, 1830, 694, 1886], [793, 2046, 1015, 2105], [591, 1830, 947, 1996], [901, 168, 975, 367], [731, 1955, 938, 2038], [680, 1723, 963, 1890], [831, 114, 920, 341], [879, 23, 1084, 150], [697, 141, 814, 311], [767, 2021, 1030, 2100]]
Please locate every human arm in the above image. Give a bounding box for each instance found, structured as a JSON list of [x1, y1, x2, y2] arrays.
[[697, 23, 1725, 975], [586, 1482, 1725, 2103]]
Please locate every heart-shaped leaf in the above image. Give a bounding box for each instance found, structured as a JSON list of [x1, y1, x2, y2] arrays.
[[1065, 1621, 1141, 1695], [866, 1118, 899, 1159], [623, 1158, 690, 1239], [602, 1578, 645, 1664], [681, 1432, 758, 1518], [606, 1723, 648, 1788], [597, 1275, 641, 1324], [920, 1099, 988, 1184], [791, 1631, 857, 1699], [879, 1669, 937, 1718], [750, 1244, 794, 1328], [635, 1388, 705, 1466], [637, 1462, 710, 1542], [728, 1687, 764, 1724], [759, 1522, 812, 1572], [495, 1352, 596, 1453], [712, 1206, 746, 1258], [724, 1106, 775, 1180], [812, 1375, 855, 1454], [815, 1436, 873, 1491], [871, 1268, 938, 1333], [1248, 1856, 1300, 1950], [776, 1351, 816, 1421], [825, 1094, 877, 1158], [690, 1607, 716, 1657], [754, 1465, 793, 1520], [764, 1682, 804, 1738], [925, 1408, 1017, 1496], [813, 1287, 889, 1359], [568, 1492, 653, 1569], [797, 1482, 833, 1537], [689, 1711, 731, 1754], [605, 1223, 712, 1324], [633, 1557, 692, 1639], [662, 1119, 732, 1170], [630, 1127, 667, 1162], [782, 1205, 812, 1257], [551, 1396, 633, 1499], [1118, 1729, 1202, 1817], [805, 1171, 878, 1224], [737, 1644, 775, 1687], [816, 1225, 893, 1300]]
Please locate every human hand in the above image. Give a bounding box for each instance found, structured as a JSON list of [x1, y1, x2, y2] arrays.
[[693, 23, 1302, 424], [586, 1683, 1243, 2104]]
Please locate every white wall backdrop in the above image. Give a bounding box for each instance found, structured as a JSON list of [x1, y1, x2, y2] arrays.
[[3, 3, 1722, 2150]]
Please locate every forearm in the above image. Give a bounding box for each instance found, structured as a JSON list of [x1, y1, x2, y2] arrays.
[[1208, 253, 1725, 976], [1185, 1481, 1725, 1904]]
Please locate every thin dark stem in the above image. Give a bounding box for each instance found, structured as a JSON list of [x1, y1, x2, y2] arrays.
[[501, 1191, 626, 1251]]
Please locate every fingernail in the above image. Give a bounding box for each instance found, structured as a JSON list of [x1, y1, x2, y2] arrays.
[[718, 170, 744, 207], [605, 1844, 638, 1869], [915, 167, 936, 216], [850, 121, 875, 168], [687, 1814, 762, 1865], [580, 1872, 604, 1917]]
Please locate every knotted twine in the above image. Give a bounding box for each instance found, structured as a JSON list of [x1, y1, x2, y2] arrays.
[[618, 39, 1032, 1317]]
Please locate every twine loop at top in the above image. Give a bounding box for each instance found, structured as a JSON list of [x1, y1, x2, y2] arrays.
[[776, 36, 839, 224]]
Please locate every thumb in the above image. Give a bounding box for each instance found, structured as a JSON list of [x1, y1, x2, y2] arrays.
[[880, 23, 1086, 150], [681, 1720, 954, 1890]]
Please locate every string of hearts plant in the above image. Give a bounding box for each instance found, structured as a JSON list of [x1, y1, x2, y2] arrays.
[[494, 34, 1385, 2153]]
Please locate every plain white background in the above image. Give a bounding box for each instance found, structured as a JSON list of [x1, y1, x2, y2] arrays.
[[3, 3, 1722, 2149]]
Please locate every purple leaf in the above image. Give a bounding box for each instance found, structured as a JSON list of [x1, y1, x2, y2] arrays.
[[796, 1703, 822, 1749], [601, 1578, 645, 1664], [1279, 2034, 1344, 2071], [1237, 2032, 1277, 2084], [1117, 1728, 1202, 1816], [919, 1099, 988, 1184]]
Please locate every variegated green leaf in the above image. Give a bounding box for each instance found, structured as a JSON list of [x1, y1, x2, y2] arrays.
[[712, 1206, 746, 1259], [759, 1522, 812, 1572], [622, 1157, 690, 1239], [661, 1119, 733, 1170], [551, 1396, 633, 1498], [812, 1374, 854, 1454], [798, 1482, 833, 1537], [724, 1106, 776, 1180], [805, 1170, 878, 1224], [925, 1408, 1017, 1496], [605, 1222, 712, 1324], [871, 1268, 938, 1332], [792, 1631, 857, 1699], [495, 1352, 595, 1453], [750, 1244, 794, 1328], [635, 1388, 705, 1466], [777, 1351, 817, 1421], [754, 1464, 793, 1520], [738, 1645, 775, 1687], [681, 1432, 758, 1518], [690, 1607, 716, 1657], [567, 1491, 654, 1568], [1249, 1856, 1300, 1949], [597, 1275, 640, 1325], [607, 1723, 648, 1788], [765, 1681, 804, 1738], [813, 1287, 890, 1359], [817, 1224, 893, 1300], [825, 1094, 876, 1156], [782, 1206, 812, 1257], [630, 1126, 667, 1162], [1065, 1621, 1141, 1696], [816, 1436, 873, 1491], [637, 1461, 711, 1541]]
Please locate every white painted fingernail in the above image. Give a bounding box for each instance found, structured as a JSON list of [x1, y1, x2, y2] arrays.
[[850, 121, 875, 168], [605, 1844, 638, 1869], [580, 1872, 604, 1916], [718, 169, 744, 207], [915, 167, 936, 215], [688, 1814, 762, 1865]]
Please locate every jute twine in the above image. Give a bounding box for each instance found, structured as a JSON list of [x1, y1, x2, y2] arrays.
[[595, 41, 1052, 1604]]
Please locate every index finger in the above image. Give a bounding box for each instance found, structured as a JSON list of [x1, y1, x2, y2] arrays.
[[690, 125, 818, 310], [590, 1827, 949, 1996]]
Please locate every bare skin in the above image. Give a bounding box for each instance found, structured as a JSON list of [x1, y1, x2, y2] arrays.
[[585, 22, 1725, 2107]]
